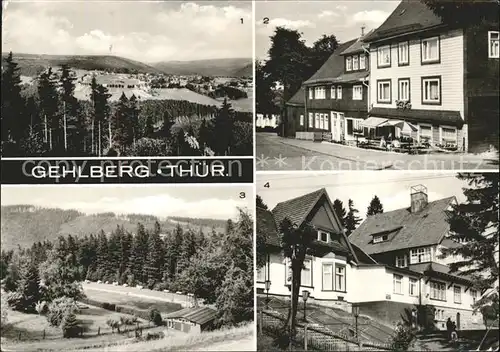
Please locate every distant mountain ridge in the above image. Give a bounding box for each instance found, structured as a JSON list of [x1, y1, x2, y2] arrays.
[[2, 53, 252, 78], [151, 58, 252, 77], [0, 204, 228, 251]]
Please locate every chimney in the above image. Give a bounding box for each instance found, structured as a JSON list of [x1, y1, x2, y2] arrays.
[[361, 24, 366, 37], [410, 185, 428, 213]]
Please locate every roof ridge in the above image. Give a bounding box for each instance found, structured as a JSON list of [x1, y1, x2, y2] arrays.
[[272, 188, 325, 211]]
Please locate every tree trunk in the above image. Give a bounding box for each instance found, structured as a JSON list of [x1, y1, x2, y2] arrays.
[[49, 128, 53, 150], [108, 120, 112, 149], [63, 101, 67, 151], [98, 122, 102, 157], [91, 118, 95, 154], [44, 114, 48, 143]]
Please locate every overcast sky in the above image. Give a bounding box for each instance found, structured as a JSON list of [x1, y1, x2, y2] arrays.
[[257, 172, 470, 221], [255, 1, 400, 59], [2, 0, 252, 62], [1, 185, 253, 220]]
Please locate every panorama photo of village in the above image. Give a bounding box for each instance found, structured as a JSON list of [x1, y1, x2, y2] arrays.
[[0, 185, 254, 351], [256, 172, 499, 351], [255, 0, 499, 170], [1, 1, 253, 157]]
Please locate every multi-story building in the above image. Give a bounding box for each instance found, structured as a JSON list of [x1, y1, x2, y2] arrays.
[[257, 186, 485, 331], [363, 0, 499, 152]]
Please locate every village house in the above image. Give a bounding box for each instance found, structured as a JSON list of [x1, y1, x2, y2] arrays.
[[257, 186, 485, 331], [363, 0, 499, 153], [164, 306, 217, 334]]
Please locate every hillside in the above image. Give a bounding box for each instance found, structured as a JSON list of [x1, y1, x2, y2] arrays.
[[0, 205, 228, 250], [152, 58, 251, 77], [232, 63, 252, 78], [1, 53, 162, 76]]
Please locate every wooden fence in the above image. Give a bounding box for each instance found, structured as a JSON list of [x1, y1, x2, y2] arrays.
[[258, 310, 391, 351]]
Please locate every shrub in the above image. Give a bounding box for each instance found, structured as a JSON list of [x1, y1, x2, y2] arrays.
[[47, 297, 79, 327], [1, 294, 8, 330], [35, 301, 48, 315], [129, 138, 170, 156], [389, 323, 416, 351], [5, 291, 24, 311], [148, 308, 163, 326], [62, 311, 80, 338]]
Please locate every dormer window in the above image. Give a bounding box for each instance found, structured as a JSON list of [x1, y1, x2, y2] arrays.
[[373, 234, 388, 243], [352, 56, 359, 70], [318, 230, 330, 243], [346, 57, 352, 71]]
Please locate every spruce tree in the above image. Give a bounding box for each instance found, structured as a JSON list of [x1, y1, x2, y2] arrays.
[[38, 68, 59, 151], [332, 199, 347, 227], [62, 311, 79, 338], [59, 64, 78, 153], [213, 98, 234, 155], [1, 52, 25, 143], [344, 199, 361, 236], [256, 195, 269, 210], [16, 259, 42, 312], [440, 173, 499, 312], [96, 230, 109, 280], [145, 230, 164, 286], [367, 195, 384, 216]]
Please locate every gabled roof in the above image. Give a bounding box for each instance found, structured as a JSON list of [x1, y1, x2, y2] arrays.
[[272, 188, 326, 228], [349, 196, 456, 255], [286, 86, 305, 107], [164, 306, 217, 325], [303, 39, 358, 85], [363, 0, 444, 43], [257, 206, 280, 247], [339, 30, 374, 55]]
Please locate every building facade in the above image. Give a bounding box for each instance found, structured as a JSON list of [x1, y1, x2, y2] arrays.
[[363, 0, 499, 152], [257, 186, 485, 331]]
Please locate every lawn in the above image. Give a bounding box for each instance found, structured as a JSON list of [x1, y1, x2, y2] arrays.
[[83, 287, 183, 314], [0, 304, 153, 351]]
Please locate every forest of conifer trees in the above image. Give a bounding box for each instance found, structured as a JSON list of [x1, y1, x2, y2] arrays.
[[1, 52, 253, 157], [0, 208, 254, 328]]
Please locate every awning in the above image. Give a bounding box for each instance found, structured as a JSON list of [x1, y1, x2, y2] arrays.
[[379, 119, 418, 132], [361, 117, 388, 128]]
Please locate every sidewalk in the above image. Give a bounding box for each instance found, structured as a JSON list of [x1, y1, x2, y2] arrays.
[[273, 136, 498, 170]]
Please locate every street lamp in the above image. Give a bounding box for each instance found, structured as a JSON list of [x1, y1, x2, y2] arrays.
[[352, 304, 360, 342], [264, 280, 271, 309], [302, 290, 310, 322]]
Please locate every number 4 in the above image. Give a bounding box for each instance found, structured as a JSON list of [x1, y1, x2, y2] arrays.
[[264, 182, 270, 188]]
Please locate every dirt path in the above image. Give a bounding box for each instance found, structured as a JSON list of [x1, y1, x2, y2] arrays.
[[192, 334, 255, 351]]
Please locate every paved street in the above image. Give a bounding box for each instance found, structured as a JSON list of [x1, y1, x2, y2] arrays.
[[256, 133, 499, 171]]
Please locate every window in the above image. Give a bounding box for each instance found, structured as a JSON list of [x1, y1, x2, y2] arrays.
[[319, 114, 324, 129], [454, 286, 462, 304], [308, 113, 313, 128], [315, 86, 326, 99], [318, 230, 329, 242], [471, 289, 477, 305], [422, 77, 441, 104], [353, 85, 363, 100], [309, 88, 314, 100], [441, 126, 457, 144], [257, 266, 266, 281], [430, 281, 446, 301], [299, 115, 304, 126], [398, 79, 410, 101], [410, 247, 432, 264], [346, 56, 352, 71], [373, 234, 388, 243], [489, 31, 499, 58], [377, 80, 391, 103], [421, 37, 440, 63], [335, 266, 345, 291], [315, 113, 320, 129], [337, 86, 342, 99], [331, 86, 336, 99], [409, 278, 418, 296], [322, 263, 333, 290], [302, 259, 312, 286], [359, 54, 366, 69], [396, 255, 407, 268], [393, 274, 403, 294], [419, 125, 433, 144], [377, 45, 391, 67], [353, 55, 359, 70], [398, 42, 409, 65], [435, 309, 444, 320]]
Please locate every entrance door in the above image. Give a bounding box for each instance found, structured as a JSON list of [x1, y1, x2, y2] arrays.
[[330, 112, 338, 141], [339, 113, 345, 141], [456, 312, 461, 330]]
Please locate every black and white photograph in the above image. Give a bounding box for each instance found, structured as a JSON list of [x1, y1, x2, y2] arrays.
[[1, 1, 253, 157], [256, 171, 499, 351], [0, 185, 254, 351], [255, 0, 499, 170]]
